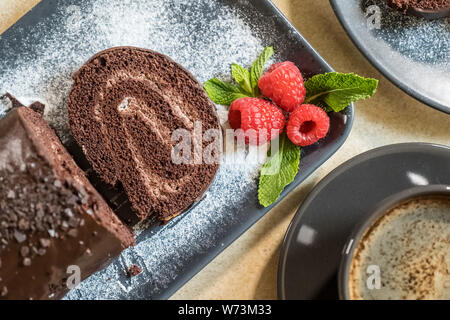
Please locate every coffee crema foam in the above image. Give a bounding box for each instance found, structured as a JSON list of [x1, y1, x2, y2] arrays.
[[349, 196, 450, 300]]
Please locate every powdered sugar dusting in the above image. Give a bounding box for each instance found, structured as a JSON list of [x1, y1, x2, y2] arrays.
[[0, 0, 282, 299]]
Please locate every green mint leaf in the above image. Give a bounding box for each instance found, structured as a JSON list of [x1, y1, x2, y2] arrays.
[[204, 78, 249, 106], [258, 134, 301, 207], [250, 46, 274, 95], [231, 63, 253, 95], [304, 72, 378, 112]]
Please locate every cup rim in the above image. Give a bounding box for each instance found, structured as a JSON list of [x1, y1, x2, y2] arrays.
[[338, 184, 450, 300]]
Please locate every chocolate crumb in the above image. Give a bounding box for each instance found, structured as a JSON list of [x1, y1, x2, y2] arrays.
[[61, 221, 69, 231], [67, 229, 78, 238], [39, 238, 51, 248], [64, 208, 74, 218], [29, 101, 45, 115], [13, 230, 27, 243], [48, 229, 57, 238], [22, 258, 31, 267], [53, 180, 62, 188], [127, 264, 142, 277], [20, 246, 30, 257], [18, 218, 29, 230]]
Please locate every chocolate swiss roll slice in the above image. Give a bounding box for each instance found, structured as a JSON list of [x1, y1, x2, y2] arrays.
[[68, 47, 221, 222], [0, 95, 134, 300]]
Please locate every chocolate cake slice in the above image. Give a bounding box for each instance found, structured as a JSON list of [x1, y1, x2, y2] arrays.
[[68, 47, 221, 222], [0, 96, 134, 300]]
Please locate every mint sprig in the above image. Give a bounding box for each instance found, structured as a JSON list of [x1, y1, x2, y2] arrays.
[[258, 134, 301, 207], [203, 78, 248, 106], [204, 46, 274, 104], [203, 47, 378, 207], [304, 72, 378, 112], [231, 63, 252, 95], [250, 46, 274, 96]]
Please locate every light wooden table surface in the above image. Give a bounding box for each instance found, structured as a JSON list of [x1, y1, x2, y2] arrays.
[[1, 0, 449, 300]]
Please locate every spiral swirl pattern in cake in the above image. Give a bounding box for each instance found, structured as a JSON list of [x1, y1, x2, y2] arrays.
[[68, 47, 221, 222]]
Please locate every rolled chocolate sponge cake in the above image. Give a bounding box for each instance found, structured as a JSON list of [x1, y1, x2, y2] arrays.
[[0, 95, 134, 300], [68, 47, 221, 222]]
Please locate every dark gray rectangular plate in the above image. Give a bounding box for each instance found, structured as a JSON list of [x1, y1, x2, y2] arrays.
[[0, 0, 353, 299]]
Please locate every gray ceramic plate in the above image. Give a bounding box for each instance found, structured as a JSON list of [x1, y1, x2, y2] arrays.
[[278, 142, 450, 299], [0, 0, 353, 299], [330, 0, 450, 114]]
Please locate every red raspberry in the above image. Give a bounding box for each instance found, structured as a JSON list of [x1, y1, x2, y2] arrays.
[[228, 97, 285, 146], [258, 61, 306, 112], [286, 104, 330, 147]]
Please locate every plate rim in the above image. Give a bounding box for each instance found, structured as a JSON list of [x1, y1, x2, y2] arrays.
[[329, 0, 450, 115], [277, 142, 450, 300]]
